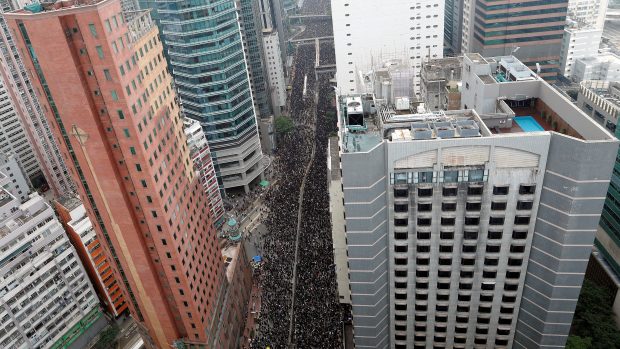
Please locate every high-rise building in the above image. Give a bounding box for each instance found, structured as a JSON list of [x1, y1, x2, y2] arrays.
[[5, 2, 249, 347], [559, 0, 608, 78], [138, 0, 265, 194], [55, 195, 129, 318], [560, 26, 603, 78], [331, 54, 618, 348], [461, 0, 568, 81], [0, 0, 75, 197], [568, 0, 609, 30], [573, 53, 620, 82], [183, 118, 225, 225], [444, 0, 464, 55], [0, 66, 42, 188], [0, 152, 30, 201], [239, 0, 272, 118], [331, 0, 444, 95], [0, 169, 104, 349], [259, 0, 287, 115]]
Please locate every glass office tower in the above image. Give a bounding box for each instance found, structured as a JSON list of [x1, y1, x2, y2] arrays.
[[140, 0, 264, 193]]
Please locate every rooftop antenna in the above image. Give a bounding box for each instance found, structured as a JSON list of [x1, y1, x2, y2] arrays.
[[511, 46, 520, 56]]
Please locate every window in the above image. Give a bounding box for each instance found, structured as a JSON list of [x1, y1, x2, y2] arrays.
[[442, 202, 456, 211], [419, 171, 433, 183], [519, 184, 536, 195], [117, 109, 125, 120], [461, 258, 475, 266], [123, 128, 130, 138], [488, 230, 502, 239], [493, 186, 509, 195], [443, 187, 458, 196], [439, 258, 452, 265], [395, 218, 408, 226], [394, 204, 408, 213], [483, 270, 497, 278], [441, 217, 455, 226], [516, 201, 533, 210], [88, 23, 97, 37], [508, 258, 522, 266], [512, 230, 527, 239], [395, 232, 407, 240], [510, 245, 525, 253], [418, 188, 433, 197], [395, 245, 408, 253], [466, 202, 481, 211], [462, 245, 476, 253], [395, 258, 407, 265], [460, 270, 473, 278], [464, 231, 478, 240], [417, 245, 430, 253], [486, 244, 500, 253], [418, 203, 432, 212], [120, 65, 125, 76], [135, 164, 142, 172], [484, 258, 499, 266], [103, 69, 112, 80], [444, 170, 458, 183], [440, 231, 454, 240], [439, 245, 453, 253], [468, 169, 484, 182], [141, 180, 147, 188], [489, 216, 504, 225], [464, 216, 480, 225], [417, 218, 431, 226], [467, 186, 483, 195], [394, 188, 408, 197], [111, 90, 119, 101], [417, 231, 430, 239], [514, 216, 530, 225], [415, 270, 428, 277], [491, 201, 507, 210], [104, 19, 112, 32], [396, 270, 408, 278], [129, 146, 136, 155], [96, 46, 104, 59]]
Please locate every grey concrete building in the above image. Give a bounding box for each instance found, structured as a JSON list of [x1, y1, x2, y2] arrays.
[[420, 57, 463, 112], [332, 54, 618, 348]]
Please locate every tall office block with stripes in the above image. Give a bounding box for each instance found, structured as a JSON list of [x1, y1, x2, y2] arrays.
[[4, 1, 247, 347], [461, 0, 568, 81], [333, 54, 618, 348]]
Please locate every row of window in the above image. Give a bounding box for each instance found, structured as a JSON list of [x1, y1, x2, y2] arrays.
[[395, 229, 528, 241], [395, 243, 526, 254], [395, 199, 533, 213], [395, 184, 536, 198], [395, 215, 531, 228], [396, 256, 524, 267], [392, 169, 487, 184]]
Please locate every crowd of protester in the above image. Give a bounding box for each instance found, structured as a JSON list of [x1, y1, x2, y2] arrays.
[[250, 41, 342, 348]]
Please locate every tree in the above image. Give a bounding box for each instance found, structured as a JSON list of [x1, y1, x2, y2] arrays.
[[570, 280, 620, 349], [566, 336, 592, 349], [274, 116, 294, 134], [96, 325, 119, 349]]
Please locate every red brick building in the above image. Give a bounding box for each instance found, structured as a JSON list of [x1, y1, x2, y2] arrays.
[[5, 1, 250, 347]]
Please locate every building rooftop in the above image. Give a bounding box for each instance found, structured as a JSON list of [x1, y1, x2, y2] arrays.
[[421, 57, 462, 81], [57, 195, 82, 211], [339, 55, 615, 152], [581, 80, 620, 108]]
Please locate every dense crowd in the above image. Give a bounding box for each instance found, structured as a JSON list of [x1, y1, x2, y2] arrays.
[[250, 41, 342, 348], [319, 41, 335, 66]]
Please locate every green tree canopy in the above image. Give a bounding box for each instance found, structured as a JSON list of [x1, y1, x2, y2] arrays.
[[274, 116, 294, 134], [569, 280, 620, 349]]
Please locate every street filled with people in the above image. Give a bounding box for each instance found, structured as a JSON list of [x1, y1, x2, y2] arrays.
[[250, 39, 343, 348]]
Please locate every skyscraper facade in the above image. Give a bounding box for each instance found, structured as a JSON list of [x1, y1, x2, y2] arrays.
[[138, 0, 264, 193], [462, 0, 568, 81], [444, 0, 463, 55], [239, 0, 272, 117], [331, 0, 444, 96], [5, 1, 245, 347], [0, 0, 75, 196], [332, 54, 618, 348], [0, 169, 103, 349]]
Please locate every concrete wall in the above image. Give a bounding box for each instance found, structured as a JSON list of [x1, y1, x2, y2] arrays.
[[514, 133, 619, 348]]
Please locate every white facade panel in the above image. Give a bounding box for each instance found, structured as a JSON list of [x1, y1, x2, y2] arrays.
[[331, 0, 444, 95]]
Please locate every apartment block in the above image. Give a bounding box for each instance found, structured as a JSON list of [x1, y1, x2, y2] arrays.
[[5, 1, 249, 347], [0, 152, 30, 202], [138, 0, 265, 194], [464, 0, 568, 81], [55, 195, 129, 318], [0, 169, 103, 349], [0, 67, 42, 188], [184, 119, 225, 225], [420, 57, 463, 112], [573, 53, 620, 82], [333, 54, 618, 348], [560, 25, 603, 78], [331, 0, 444, 95], [0, 0, 75, 197], [444, 0, 464, 55], [259, 0, 287, 115]]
